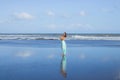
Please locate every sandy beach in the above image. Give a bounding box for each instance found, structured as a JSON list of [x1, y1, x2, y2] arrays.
[[0, 40, 120, 80]]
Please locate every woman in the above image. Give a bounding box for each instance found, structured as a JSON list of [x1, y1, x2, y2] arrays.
[[60, 32, 67, 56], [61, 54, 67, 78]]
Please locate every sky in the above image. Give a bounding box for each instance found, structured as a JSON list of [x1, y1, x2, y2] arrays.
[[0, 0, 120, 33]]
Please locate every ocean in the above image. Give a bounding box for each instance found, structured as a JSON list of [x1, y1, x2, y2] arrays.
[[0, 33, 120, 40], [0, 33, 120, 80]]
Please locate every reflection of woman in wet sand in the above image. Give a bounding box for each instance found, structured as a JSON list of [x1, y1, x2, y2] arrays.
[[61, 55, 67, 78], [60, 32, 67, 77], [60, 32, 67, 56]]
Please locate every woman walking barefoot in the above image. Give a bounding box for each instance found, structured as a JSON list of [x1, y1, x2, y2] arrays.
[[60, 32, 67, 56]]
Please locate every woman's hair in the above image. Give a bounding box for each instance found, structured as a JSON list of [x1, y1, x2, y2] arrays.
[[63, 32, 67, 37]]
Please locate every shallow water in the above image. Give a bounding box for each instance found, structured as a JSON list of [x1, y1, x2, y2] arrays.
[[0, 40, 120, 80]]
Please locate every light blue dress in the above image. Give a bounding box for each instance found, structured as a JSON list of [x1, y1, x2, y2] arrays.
[[61, 55, 66, 72], [61, 40, 67, 55]]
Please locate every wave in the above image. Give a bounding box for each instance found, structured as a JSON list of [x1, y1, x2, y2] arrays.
[[0, 34, 120, 40], [71, 35, 120, 40]]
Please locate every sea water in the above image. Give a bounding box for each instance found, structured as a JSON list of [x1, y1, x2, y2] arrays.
[[0, 33, 120, 40]]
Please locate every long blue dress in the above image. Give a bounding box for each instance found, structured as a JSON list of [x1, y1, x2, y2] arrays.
[[61, 40, 67, 55]]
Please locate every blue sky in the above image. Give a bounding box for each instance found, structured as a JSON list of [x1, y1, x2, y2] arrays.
[[0, 0, 120, 33]]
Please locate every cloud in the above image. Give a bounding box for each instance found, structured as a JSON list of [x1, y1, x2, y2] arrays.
[[16, 51, 32, 58], [47, 10, 55, 16], [80, 11, 86, 16], [46, 11, 70, 18], [14, 12, 34, 20]]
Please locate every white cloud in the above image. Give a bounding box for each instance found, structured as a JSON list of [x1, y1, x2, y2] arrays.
[[14, 12, 34, 20], [16, 51, 32, 58], [80, 11, 86, 16], [47, 11, 55, 16]]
